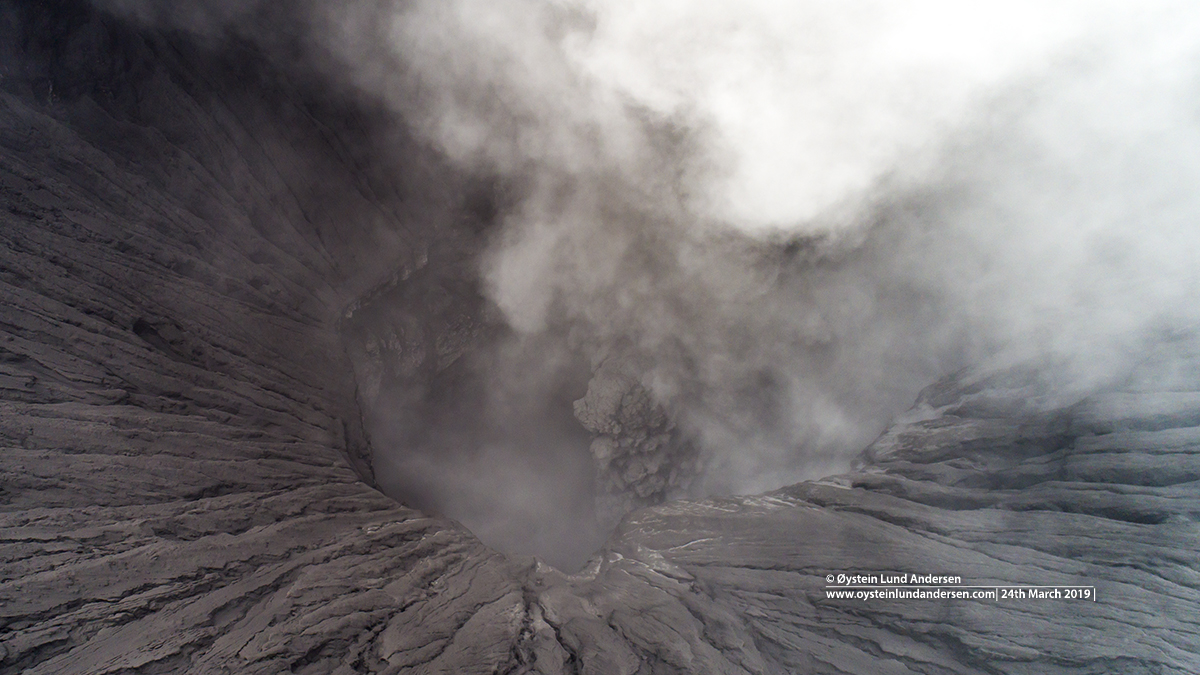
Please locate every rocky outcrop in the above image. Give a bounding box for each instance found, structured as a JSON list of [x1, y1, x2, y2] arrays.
[[1, 2, 1197, 674]]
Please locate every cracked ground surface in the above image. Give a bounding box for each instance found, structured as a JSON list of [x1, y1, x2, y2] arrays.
[[1, 3, 1198, 673]]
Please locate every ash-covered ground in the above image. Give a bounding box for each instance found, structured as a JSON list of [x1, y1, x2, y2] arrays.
[[1, 1, 1198, 673]]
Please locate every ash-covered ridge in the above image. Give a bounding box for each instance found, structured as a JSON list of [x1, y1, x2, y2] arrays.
[[1, 2, 1198, 674]]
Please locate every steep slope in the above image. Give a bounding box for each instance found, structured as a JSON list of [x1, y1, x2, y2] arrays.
[[0, 4, 523, 673], [1, 3, 1197, 674], [579, 352, 1200, 674]]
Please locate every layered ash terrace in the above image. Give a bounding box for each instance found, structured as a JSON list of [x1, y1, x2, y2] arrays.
[[1, 2, 1198, 674]]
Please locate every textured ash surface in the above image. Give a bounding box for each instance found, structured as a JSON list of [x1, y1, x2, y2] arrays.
[[2, 2, 1199, 674]]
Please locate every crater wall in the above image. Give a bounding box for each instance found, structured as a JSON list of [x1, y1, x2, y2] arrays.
[[1, 3, 1197, 673]]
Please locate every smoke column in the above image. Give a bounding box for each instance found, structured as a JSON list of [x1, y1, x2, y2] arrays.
[[96, 0, 1200, 566]]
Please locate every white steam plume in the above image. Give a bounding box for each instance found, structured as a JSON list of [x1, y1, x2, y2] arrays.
[[95, 0, 1200, 561], [347, 0, 1200, 492]]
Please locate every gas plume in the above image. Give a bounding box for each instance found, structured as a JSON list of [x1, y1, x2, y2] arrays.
[[96, 0, 1200, 567]]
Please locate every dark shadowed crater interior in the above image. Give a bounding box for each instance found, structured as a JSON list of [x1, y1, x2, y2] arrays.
[[339, 233, 613, 568]]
